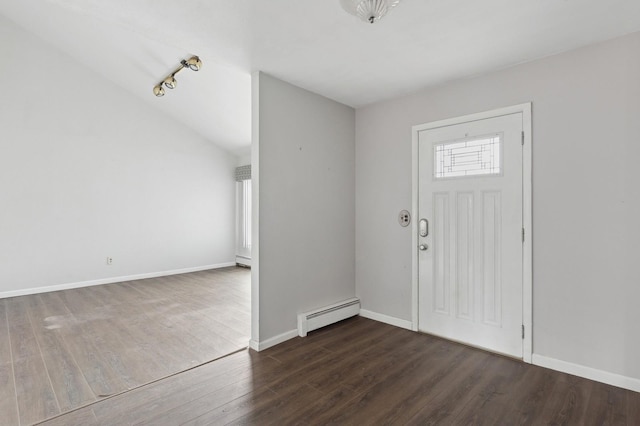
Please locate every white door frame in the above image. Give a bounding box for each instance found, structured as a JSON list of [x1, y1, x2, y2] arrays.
[[411, 103, 533, 363]]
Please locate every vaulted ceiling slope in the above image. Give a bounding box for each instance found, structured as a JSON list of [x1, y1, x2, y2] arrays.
[[2, 0, 640, 153]]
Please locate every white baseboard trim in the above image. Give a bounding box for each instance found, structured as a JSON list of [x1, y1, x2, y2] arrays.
[[235, 256, 251, 267], [359, 309, 414, 331], [532, 354, 640, 393], [0, 262, 237, 299], [250, 329, 298, 352]]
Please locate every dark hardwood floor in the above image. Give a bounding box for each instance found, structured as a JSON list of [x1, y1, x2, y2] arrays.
[[1, 267, 250, 425], [37, 316, 640, 425]]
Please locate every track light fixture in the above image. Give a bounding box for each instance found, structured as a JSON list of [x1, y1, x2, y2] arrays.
[[153, 55, 202, 97]]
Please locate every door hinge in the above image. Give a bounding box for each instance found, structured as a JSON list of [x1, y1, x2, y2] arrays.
[[522, 325, 525, 339], [521, 131, 525, 145], [522, 227, 525, 243]]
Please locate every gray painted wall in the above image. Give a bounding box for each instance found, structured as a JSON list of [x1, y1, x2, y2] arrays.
[[356, 32, 640, 380], [254, 73, 356, 342], [0, 16, 237, 295]]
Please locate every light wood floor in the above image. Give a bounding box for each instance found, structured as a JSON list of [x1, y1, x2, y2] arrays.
[[37, 316, 640, 426], [1, 267, 250, 426]]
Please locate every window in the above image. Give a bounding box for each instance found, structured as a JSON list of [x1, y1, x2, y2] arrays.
[[434, 134, 502, 179], [235, 165, 252, 265], [242, 179, 252, 250]]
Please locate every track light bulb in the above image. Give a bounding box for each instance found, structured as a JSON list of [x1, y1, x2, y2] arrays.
[[164, 76, 177, 89], [153, 85, 165, 97], [186, 56, 202, 71]]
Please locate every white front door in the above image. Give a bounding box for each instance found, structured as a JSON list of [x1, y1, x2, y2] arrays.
[[417, 112, 524, 358]]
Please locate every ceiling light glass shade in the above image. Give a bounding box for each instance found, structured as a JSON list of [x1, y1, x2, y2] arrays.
[[186, 56, 202, 71], [153, 85, 165, 97], [164, 75, 177, 89], [340, 0, 401, 23]]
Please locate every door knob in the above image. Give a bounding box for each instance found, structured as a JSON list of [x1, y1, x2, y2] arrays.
[[419, 244, 428, 251]]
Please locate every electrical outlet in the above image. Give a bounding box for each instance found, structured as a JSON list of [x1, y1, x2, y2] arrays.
[[106, 257, 113, 265]]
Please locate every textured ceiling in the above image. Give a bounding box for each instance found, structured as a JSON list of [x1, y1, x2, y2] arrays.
[[2, 0, 640, 154]]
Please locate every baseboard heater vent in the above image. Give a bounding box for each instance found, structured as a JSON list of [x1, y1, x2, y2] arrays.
[[297, 298, 360, 337]]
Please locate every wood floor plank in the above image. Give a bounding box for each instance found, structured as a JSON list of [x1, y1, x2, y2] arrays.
[[584, 381, 629, 425], [0, 300, 20, 426], [7, 298, 43, 364], [227, 383, 325, 426], [240, 346, 334, 392], [107, 315, 180, 376], [319, 340, 473, 424], [408, 352, 520, 425], [60, 286, 106, 314], [110, 315, 179, 370], [0, 298, 13, 363], [37, 292, 73, 329], [157, 309, 243, 357], [331, 332, 450, 396], [13, 356, 60, 425], [91, 355, 281, 425], [628, 389, 640, 424], [266, 320, 411, 396], [256, 316, 371, 362], [198, 306, 251, 337], [299, 315, 384, 354], [190, 313, 249, 347], [0, 362, 20, 426], [137, 312, 219, 371], [440, 355, 528, 424], [394, 352, 493, 425], [9, 322, 41, 362], [37, 406, 98, 426], [6, 296, 63, 422], [182, 386, 278, 426], [29, 324, 96, 412], [56, 319, 128, 398], [535, 372, 594, 425], [5, 296, 31, 326], [24, 291, 97, 412], [267, 384, 357, 425], [112, 313, 201, 373], [152, 284, 250, 336], [486, 361, 560, 424], [134, 375, 256, 425], [77, 317, 165, 390], [82, 283, 131, 308], [135, 303, 230, 364]]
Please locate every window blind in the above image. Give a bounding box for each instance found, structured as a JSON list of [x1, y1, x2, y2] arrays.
[[235, 165, 251, 182]]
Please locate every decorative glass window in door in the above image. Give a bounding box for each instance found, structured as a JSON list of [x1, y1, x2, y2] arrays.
[[434, 134, 502, 179]]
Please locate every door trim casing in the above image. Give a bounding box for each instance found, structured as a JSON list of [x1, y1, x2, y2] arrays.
[[411, 103, 533, 363]]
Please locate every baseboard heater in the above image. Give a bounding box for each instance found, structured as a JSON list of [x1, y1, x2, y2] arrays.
[[297, 297, 360, 337]]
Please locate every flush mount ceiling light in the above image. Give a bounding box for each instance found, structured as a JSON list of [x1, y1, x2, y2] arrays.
[[153, 55, 202, 97], [340, 0, 401, 24]]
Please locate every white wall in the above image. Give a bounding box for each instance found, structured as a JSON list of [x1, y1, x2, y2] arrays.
[[253, 73, 355, 343], [0, 16, 237, 296], [356, 32, 640, 382]]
